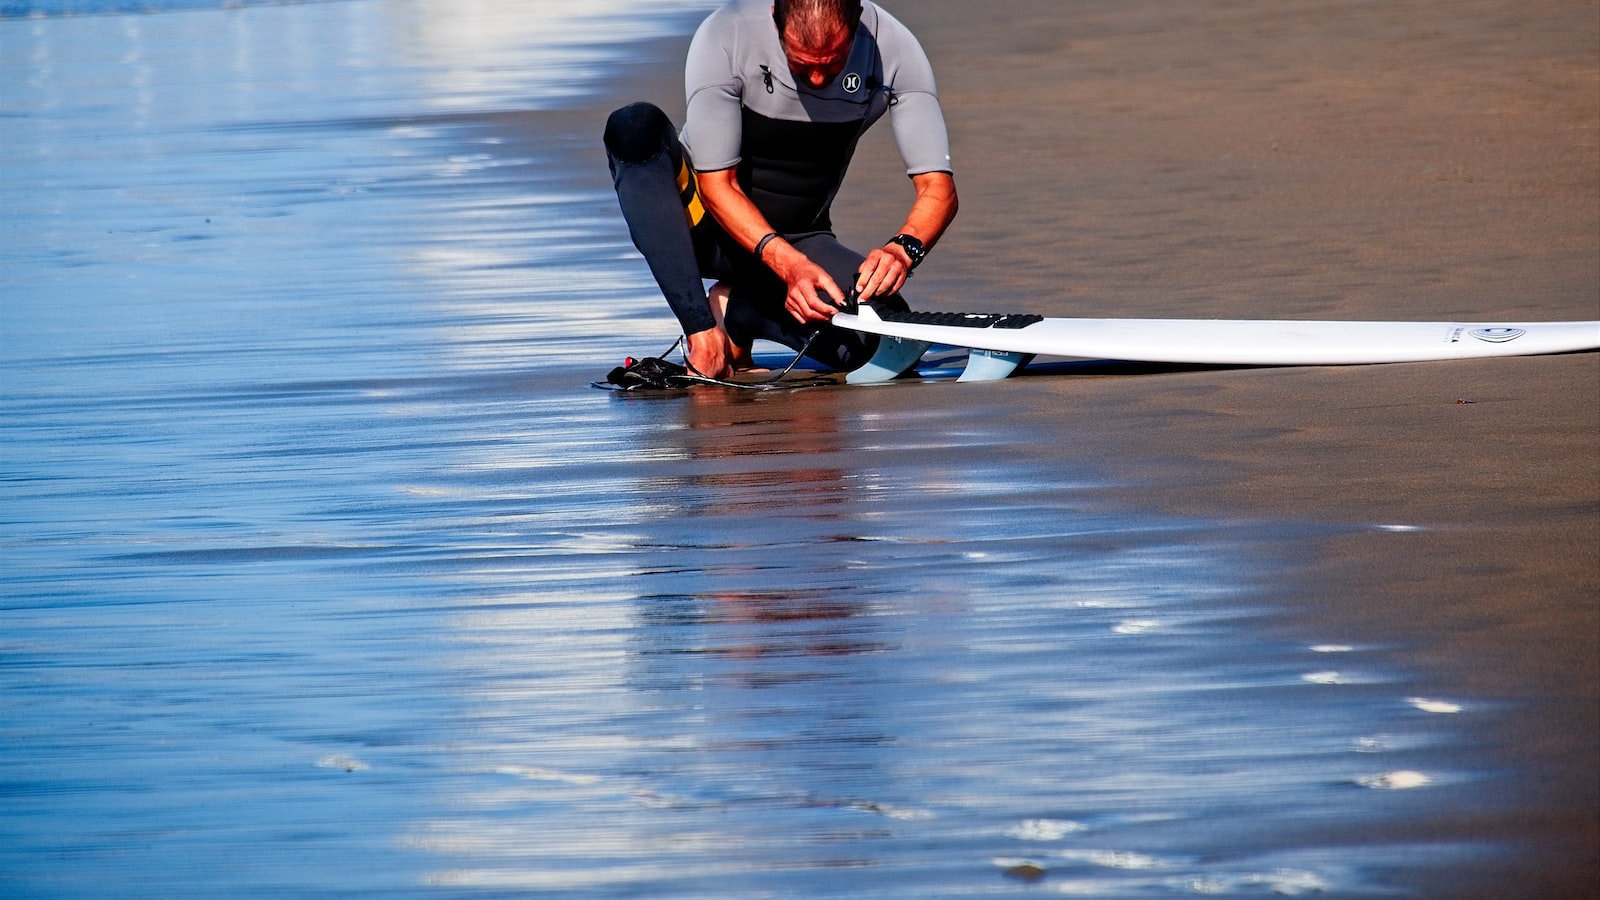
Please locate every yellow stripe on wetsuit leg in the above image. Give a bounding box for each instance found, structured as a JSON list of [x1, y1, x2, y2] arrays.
[[676, 158, 706, 227]]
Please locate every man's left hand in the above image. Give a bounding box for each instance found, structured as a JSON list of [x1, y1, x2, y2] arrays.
[[853, 244, 913, 300]]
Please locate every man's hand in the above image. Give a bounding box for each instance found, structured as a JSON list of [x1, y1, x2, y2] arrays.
[[685, 326, 732, 379], [779, 255, 847, 324], [852, 244, 913, 300]]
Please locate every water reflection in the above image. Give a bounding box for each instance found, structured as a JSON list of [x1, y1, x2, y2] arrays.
[[405, 376, 1473, 895], [1, 0, 1489, 895], [1, 0, 714, 385]]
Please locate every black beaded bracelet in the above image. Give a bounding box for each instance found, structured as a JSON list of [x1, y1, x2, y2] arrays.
[[754, 232, 780, 262]]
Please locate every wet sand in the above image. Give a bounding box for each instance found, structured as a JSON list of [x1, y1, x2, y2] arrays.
[[601, 0, 1599, 894], [893, 1, 1600, 893]]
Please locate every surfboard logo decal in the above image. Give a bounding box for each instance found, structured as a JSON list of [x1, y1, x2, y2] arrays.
[[1470, 327, 1525, 343]]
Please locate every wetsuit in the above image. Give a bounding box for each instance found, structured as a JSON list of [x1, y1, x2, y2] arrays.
[[603, 0, 952, 370]]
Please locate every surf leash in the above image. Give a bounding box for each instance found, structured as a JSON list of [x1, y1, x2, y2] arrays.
[[596, 331, 834, 392], [597, 287, 871, 391]]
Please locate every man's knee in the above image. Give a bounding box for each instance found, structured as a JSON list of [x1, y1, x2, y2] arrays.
[[603, 102, 676, 165], [807, 326, 880, 372]]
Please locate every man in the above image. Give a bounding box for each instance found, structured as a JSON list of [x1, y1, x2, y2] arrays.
[[603, 0, 958, 378]]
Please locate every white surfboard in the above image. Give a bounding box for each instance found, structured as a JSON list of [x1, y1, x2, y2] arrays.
[[833, 306, 1600, 383]]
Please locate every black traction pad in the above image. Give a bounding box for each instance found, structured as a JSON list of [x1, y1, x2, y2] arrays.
[[875, 310, 1044, 329]]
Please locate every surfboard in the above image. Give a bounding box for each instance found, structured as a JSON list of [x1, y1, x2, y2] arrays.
[[832, 305, 1600, 383]]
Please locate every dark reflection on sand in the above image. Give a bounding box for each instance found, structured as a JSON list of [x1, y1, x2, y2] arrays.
[[3, 0, 1593, 897]]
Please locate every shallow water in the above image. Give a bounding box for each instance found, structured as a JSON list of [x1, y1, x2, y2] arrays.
[[2, 2, 1505, 896]]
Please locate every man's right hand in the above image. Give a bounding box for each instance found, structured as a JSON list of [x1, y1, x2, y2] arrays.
[[778, 256, 847, 325]]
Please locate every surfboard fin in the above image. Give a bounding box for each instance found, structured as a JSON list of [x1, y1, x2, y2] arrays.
[[847, 335, 931, 384], [958, 349, 1034, 382]]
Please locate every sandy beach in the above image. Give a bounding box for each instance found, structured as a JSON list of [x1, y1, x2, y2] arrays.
[[3, 0, 1595, 896]]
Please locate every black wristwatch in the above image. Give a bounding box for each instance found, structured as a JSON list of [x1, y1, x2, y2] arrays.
[[888, 233, 927, 270]]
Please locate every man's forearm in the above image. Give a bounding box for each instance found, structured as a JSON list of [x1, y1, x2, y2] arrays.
[[895, 172, 959, 248], [841, 172, 958, 300], [696, 168, 783, 262], [696, 168, 822, 291]]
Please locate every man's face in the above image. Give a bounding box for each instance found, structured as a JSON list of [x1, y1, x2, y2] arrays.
[[781, 21, 854, 89]]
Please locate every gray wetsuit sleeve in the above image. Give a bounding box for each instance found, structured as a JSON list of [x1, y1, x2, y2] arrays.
[[681, 4, 744, 172], [875, 8, 952, 176]]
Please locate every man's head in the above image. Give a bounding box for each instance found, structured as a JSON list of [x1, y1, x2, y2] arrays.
[[772, 0, 862, 89]]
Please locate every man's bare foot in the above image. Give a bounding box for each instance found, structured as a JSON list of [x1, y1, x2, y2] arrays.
[[707, 281, 761, 372]]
